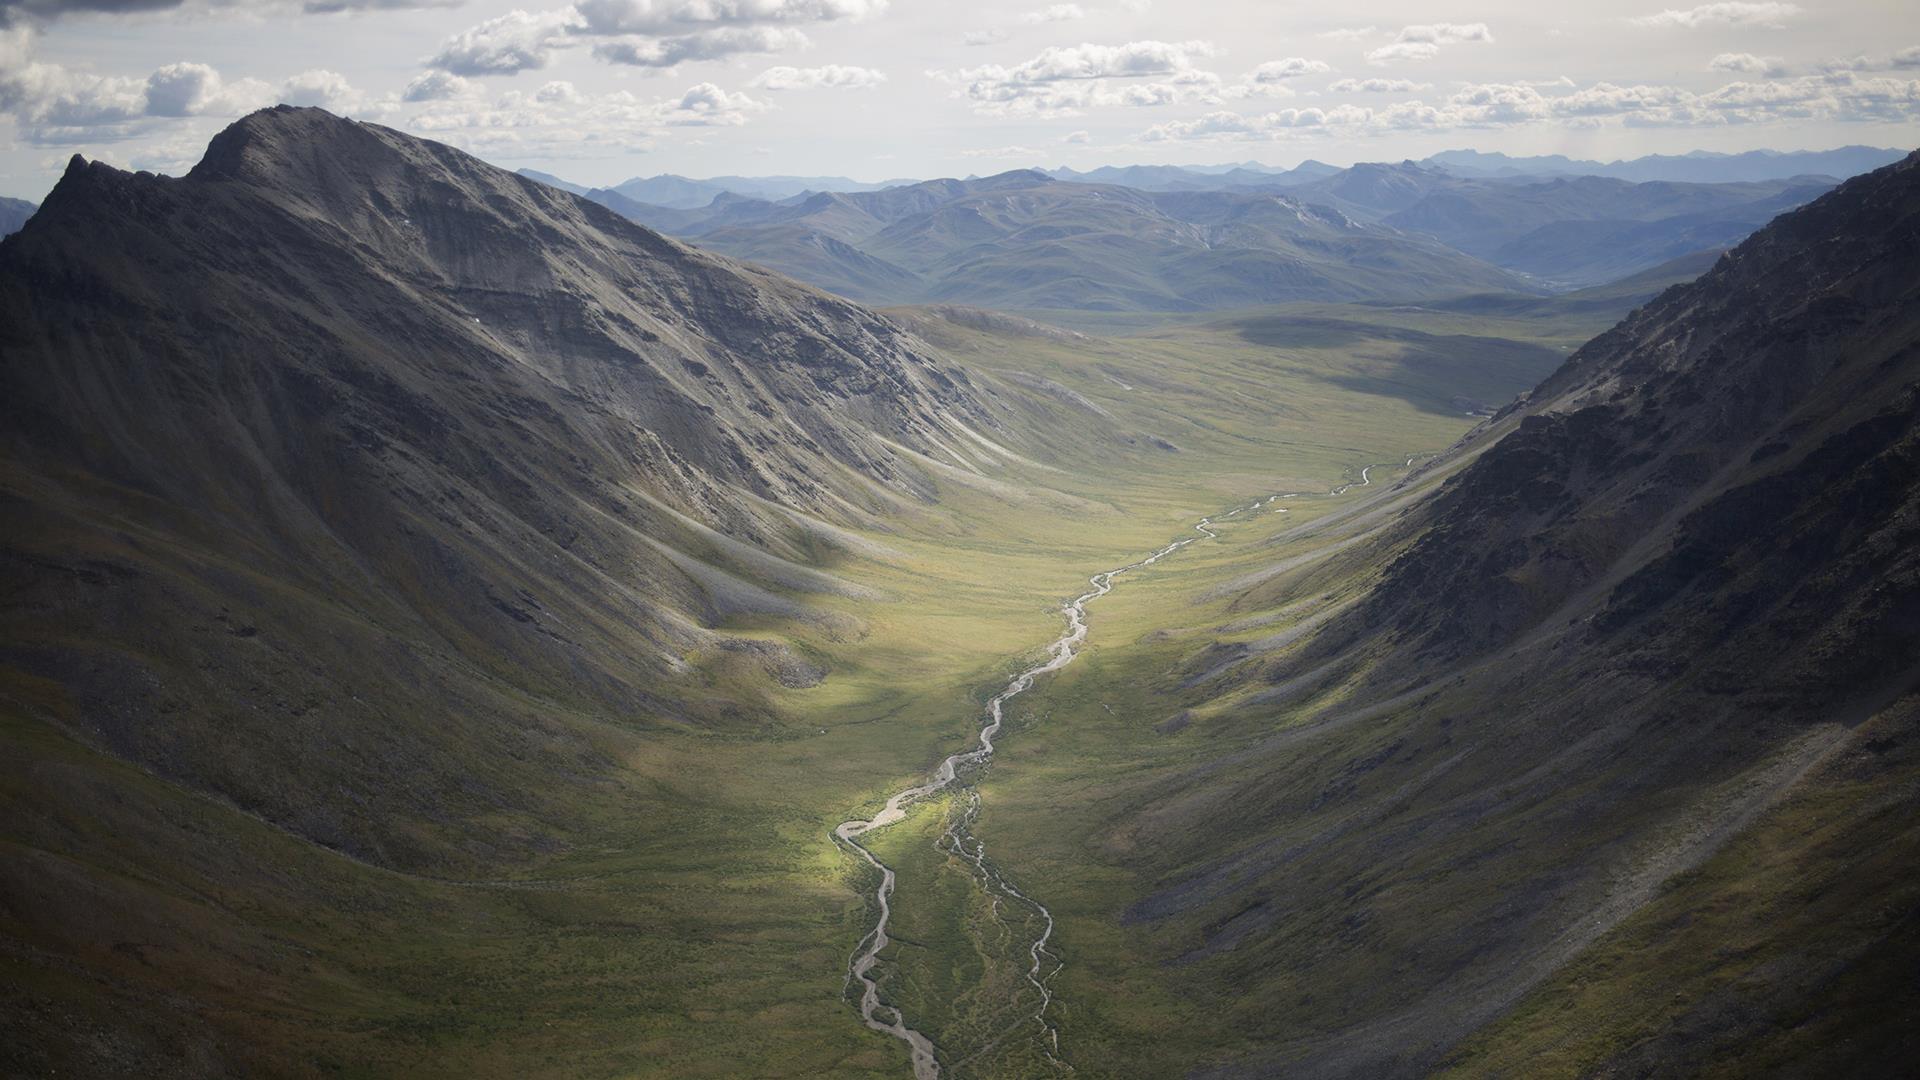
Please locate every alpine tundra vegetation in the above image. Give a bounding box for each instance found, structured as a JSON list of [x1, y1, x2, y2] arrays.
[[3, 2, 1919, 1078]]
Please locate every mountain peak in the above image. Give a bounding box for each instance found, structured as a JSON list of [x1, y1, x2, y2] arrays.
[[189, 104, 358, 184]]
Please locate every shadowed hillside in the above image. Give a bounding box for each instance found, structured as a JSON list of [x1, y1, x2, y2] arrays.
[[0, 106, 1020, 872], [959, 150, 1920, 1079]]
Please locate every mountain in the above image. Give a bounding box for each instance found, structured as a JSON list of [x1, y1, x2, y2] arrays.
[[1043, 161, 1336, 191], [581, 171, 920, 209], [592, 169, 1534, 312], [1379, 174, 1836, 287], [1066, 150, 1920, 1077], [0, 196, 32, 236], [1426, 144, 1906, 183], [1274, 163, 1834, 287], [0, 106, 1015, 874], [513, 167, 590, 196]]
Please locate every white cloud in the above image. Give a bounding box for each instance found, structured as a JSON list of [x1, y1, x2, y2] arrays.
[[591, 25, 807, 67], [1135, 68, 1920, 140], [427, 8, 581, 77], [962, 28, 1008, 46], [570, 0, 884, 36], [405, 79, 771, 160], [667, 81, 769, 124], [977, 39, 1216, 83], [402, 69, 478, 102], [1224, 58, 1331, 100], [1894, 46, 1920, 69], [427, 0, 884, 78], [0, 28, 286, 145], [1327, 77, 1426, 93], [1709, 52, 1786, 75], [278, 68, 357, 109], [1019, 4, 1084, 24], [1061, 128, 1090, 142], [1318, 26, 1376, 42], [1629, 2, 1801, 29], [1394, 22, 1494, 45], [1366, 23, 1493, 65], [1248, 57, 1330, 82], [960, 143, 1041, 157], [0, 0, 461, 24], [940, 39, 1222, 115], [750, 63, 886, 89], [144, 62, 272, 117]]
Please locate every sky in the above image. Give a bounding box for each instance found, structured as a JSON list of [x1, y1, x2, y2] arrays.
[[1, 0, 1917, 199]]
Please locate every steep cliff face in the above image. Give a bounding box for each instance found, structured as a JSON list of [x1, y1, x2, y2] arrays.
[[0, 107, 1006, 870]]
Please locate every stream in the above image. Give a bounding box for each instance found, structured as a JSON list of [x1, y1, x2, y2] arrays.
[[833, 464, 1392, 1077]]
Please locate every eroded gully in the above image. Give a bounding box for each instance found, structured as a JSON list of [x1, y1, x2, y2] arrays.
[[832, 463, 1391, 1078]]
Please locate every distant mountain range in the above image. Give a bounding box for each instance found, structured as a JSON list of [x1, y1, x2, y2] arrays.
[[520, 152, 1855, 305], [524, 146, 1902, 211], [517, 168, 922, 209], [0, 196, 33, 237], [530, 168, 1535, 312], [1425, 144, 1907, 183]]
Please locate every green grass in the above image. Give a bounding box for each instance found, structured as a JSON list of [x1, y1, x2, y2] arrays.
[[0, 299, 1628, 1078]]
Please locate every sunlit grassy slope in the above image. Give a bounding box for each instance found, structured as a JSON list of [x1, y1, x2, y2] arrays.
[[3, 297, 1619, 1078]]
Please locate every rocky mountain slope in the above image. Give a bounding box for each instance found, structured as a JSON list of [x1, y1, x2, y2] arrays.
[[0, 105, 1018, 872], [1044, 150, 1920, 1077]]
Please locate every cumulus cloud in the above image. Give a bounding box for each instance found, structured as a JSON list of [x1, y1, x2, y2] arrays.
[[0, 28, 302, 144], [0, 0, 459, 26], [1710, 52, 1786, 75], [0, 33, 381, 150], [962, 28, 1007, 46], [1061, 128, 1090, 142], [402, 68, 478, 102], [750, 63, 885, 89], [278, 68, 357, 109], [1136, 68, 1920, 140], [941, 39, 1221, 115], [1395, 22, 1495, 45], [426, 0, 884, 78], [1247, 57, 1331, 82], [592, 25, 807, 67], [667, 81, 767, 124], [428, 8, 581, 76], [570, 0, 880, 35], [1327, 77, 1427, 93], [1366, 23, 1493, 65], [1629, 2, 1800, 29], [404, 79, 771, 159], [1224, 57, 1331, 99], [1894, 46, 1920, 69], [1019, 4, 1084, 24], [984, 39, 1215, 82], [143, 61, 271, 117]]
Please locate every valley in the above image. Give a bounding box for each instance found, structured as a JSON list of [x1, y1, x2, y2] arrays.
[[3, 106, 1917, 1080]]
